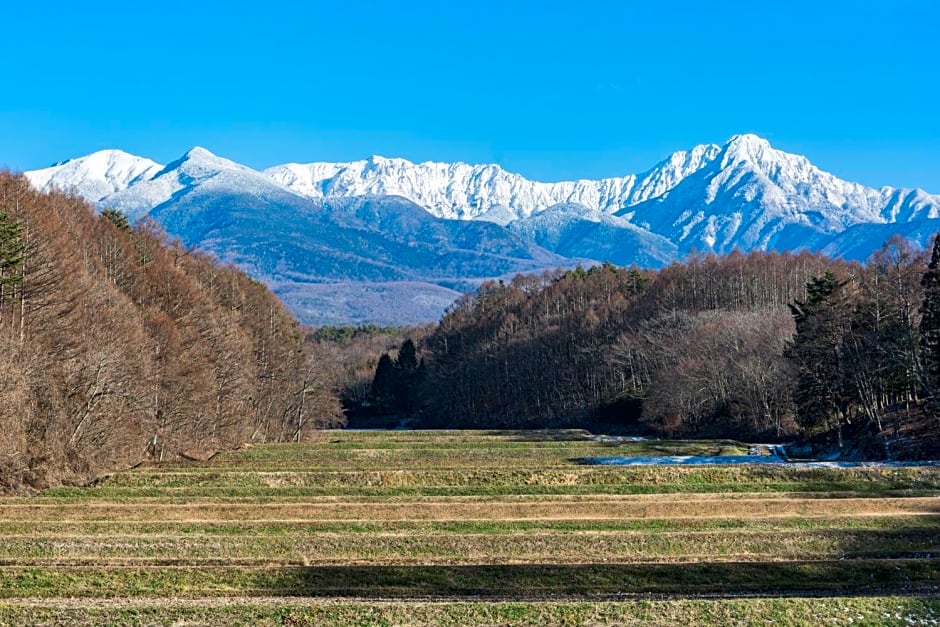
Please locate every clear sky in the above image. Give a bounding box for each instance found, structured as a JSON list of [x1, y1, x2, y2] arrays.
[[2, 0, 938, 190]]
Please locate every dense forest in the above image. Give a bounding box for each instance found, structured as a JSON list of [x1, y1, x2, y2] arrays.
[[368, 241, 940, 458], [0, 173, 342, 492]]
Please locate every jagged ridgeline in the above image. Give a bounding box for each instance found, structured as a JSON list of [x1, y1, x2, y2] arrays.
[[0, 173, 342, 492]]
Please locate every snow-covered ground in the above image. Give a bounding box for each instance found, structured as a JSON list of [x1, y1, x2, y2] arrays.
[[584, 453, 940, 467]]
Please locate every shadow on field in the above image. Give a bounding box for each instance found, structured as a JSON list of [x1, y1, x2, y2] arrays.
[[489, 429, 594, 442], [263, 558, 939, 598]]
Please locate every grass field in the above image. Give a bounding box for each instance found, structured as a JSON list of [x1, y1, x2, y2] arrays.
[[0, 429, 937, 625]]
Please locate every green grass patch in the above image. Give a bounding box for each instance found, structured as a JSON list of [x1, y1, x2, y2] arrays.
[[0, 597, 936, 627], [3, 429, 939, 620], [0, 514, 935, 537]]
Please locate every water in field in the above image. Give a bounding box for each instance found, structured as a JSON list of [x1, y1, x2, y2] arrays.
[[584, 455, 940, 467], [582, 444, 940, 468], [583, 441, 940, 467]]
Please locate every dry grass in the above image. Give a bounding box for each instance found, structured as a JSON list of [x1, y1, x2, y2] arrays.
[[1, 495, 937, 523], [0, 596, 937, 627], [0, 429, 937, 624], [0, 528, 935, 566]]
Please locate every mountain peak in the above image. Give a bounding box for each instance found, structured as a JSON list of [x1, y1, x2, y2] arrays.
[[160, 146, 250, 176], [67, 148, 142, 164], [182, 146, 218, 161], [364, 154, 415, 169], [723, 133, 772, 156], [718, 133, 799, 172], [23, 148, 162, 202], [726, 133, 770, 146]]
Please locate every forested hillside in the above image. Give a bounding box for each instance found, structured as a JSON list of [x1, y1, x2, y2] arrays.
[[0, 173, 342, 492], [375, 242, 939, 457]]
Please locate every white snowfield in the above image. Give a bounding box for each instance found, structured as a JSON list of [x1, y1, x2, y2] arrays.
[[264, 142, 718, 222], [24, 134, 940, 260], [25, 149, 162, 204]]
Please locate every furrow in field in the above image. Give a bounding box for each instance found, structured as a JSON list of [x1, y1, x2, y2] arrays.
[[1, 496, 937, 522]]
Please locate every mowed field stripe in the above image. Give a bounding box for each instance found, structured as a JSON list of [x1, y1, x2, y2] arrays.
[[2, 429, 938, 622], [0, 528, 935, 565], [0, 514, 936, 536], [0, 496, 937, 521]]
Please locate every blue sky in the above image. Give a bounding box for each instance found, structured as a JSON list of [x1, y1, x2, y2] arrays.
[[2, 0, 938, 189]]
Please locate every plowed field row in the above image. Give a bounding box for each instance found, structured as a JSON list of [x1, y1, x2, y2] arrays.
[[0, 430, 937, 625]]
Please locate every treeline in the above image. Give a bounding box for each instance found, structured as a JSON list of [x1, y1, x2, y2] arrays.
[[0, 173, 342, 492], [373, 242, 940, 456]]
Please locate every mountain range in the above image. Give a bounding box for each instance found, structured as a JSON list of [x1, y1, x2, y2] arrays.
[[23, 134, 940, 325]]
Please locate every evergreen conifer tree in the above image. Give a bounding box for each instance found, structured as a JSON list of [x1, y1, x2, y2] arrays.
[[394, 339, 421, 412], [395, 339, 419, 373], [371, 353, 397, 411], [785, 271, 852, 445], [101, 208, 132, 233], [919, 235, 940, 401], [0, 211, 25, 309]]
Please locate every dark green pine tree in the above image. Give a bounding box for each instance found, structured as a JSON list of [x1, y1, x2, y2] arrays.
[[0, 211, 25, 309], [371, 353, 398, 412], [394, 339, 422, 413], [370, 339, 425, 415], [785, 271, 852, 444], [101, 208, 132, 233], [625, 267, 648, 295], [395, 338, 419, 373], [919, 234, 940, 402]]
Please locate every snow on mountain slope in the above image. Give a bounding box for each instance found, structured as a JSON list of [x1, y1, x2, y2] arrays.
[[264, 136, 940, 260], [102, 146, 308, 222], [509, 203, 677, 268], [26, 137, 940, 247], [818, 217, 940, 261], [879, 188, 940, 223], [622, 134, 940, 255], [24, 149, 162, 202], [264, 144, 719, 222]]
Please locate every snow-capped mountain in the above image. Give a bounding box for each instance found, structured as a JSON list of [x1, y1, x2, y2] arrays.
[[622, 134, 940, 254], [22, 135, 940, 324], [104, 146, 305, 222], [25, 149, 162, 203], [264, 143, 719, 223], [27, 146, 573, 325]]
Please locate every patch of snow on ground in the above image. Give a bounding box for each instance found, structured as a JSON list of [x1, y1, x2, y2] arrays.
[[590, 435, 650, 443], [584, 455, 940, 467]]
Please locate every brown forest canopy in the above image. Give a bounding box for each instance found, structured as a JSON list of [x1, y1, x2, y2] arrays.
[[0, 172, 342, 492], [395, 246, 938, 456]]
